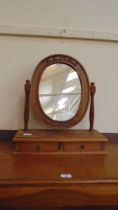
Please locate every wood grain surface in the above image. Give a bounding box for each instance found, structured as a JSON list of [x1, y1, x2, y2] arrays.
[[0, 133, 118, 208], [0, 133, 118, 209]]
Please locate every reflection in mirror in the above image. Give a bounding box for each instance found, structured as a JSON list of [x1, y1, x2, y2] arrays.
[[39, 63, 81, 121]]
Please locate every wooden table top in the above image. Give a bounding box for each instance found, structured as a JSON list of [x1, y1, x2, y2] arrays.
[[0, 136, 118, 208]]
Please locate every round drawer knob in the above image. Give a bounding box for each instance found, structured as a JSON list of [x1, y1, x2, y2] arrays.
[[36, 144, 40, 151], [80, 144, 85, 150]]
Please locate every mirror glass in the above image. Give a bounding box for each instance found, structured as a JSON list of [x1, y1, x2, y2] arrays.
[[39, 63, 81, 121]]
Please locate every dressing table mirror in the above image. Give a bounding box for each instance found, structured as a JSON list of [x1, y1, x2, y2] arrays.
[[13, 54, 108, 155]]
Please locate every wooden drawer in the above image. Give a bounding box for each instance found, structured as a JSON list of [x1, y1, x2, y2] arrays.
[[15, 142, 59, 153], [15, 142, 106, 154], [13, 130, 108, 155], [64, 142, 104, 152]]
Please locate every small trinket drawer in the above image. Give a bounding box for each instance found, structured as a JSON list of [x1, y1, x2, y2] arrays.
[[13, 129, 108, 155]]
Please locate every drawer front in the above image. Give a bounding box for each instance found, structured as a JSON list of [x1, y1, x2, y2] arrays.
[[64, 142, 103, 152], [37, 143, 59, 152], [15, 142, 59, 153], [15, 142, 106, 154]]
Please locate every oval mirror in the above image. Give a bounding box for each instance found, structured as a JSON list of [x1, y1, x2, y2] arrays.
[[39, 63, 81, 121], [31, 54, 90, 128]]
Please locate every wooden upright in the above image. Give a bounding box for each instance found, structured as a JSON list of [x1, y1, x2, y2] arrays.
[[89, 82, 96, 131], [24, 80, 31, 132]]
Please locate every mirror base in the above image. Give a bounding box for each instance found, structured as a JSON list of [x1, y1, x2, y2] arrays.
[[13, 129, 108, 156]]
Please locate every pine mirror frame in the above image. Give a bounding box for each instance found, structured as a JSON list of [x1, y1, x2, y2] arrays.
[[30, 54, 90, 128]]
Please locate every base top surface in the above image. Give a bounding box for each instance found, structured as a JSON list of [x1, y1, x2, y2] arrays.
[[13, 129, 108, 143]]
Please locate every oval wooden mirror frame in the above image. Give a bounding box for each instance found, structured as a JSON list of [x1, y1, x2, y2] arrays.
[[31, 54, 90, 128]]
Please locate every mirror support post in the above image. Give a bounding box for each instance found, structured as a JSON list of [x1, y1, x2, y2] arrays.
[[24, 80, 31, 132], [89, 82, 96, 132]]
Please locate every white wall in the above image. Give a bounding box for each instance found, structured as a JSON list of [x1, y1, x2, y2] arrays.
[[0, 0, 118, 132]]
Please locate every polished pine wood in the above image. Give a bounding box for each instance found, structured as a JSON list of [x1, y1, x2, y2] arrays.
[[24, 79, 31, 132], [0, 137, 118, 208], [13, 129, 108, 155], [89, 82, 96, 131]]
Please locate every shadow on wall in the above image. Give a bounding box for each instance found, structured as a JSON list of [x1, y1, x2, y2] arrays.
[[0, 130, 16, 141]]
